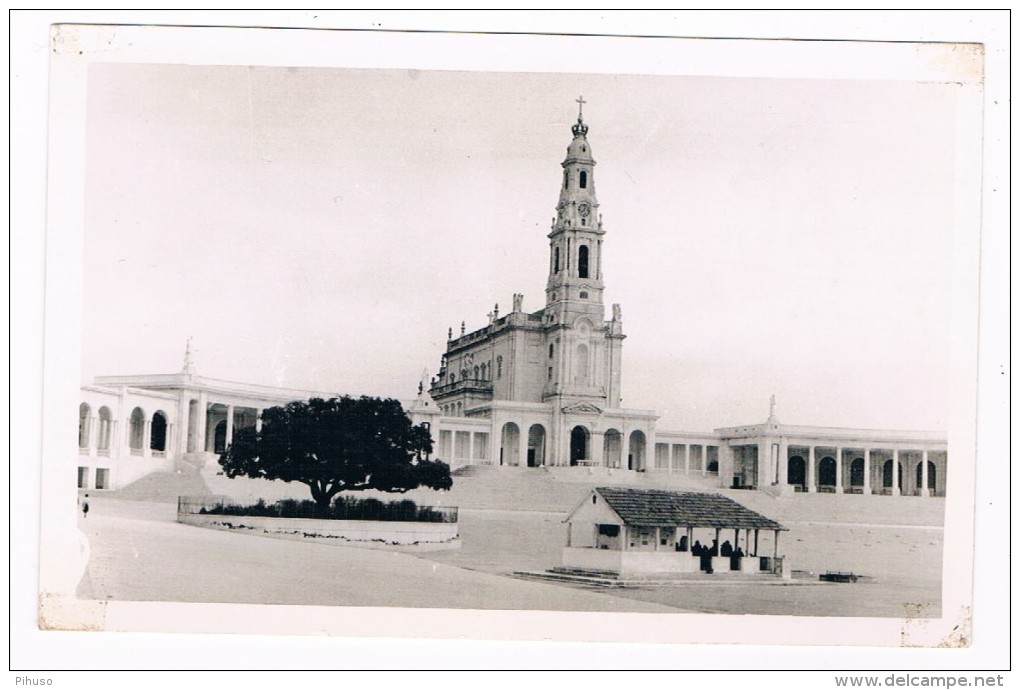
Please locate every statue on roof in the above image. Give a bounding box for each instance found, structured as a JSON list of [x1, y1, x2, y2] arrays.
[[182, 336, 195, 376]]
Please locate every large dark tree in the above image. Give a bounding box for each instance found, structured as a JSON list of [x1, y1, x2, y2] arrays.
[[219, 396, 451, 511]]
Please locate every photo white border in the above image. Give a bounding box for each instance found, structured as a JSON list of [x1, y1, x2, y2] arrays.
[[11, 10, 1010, 673]]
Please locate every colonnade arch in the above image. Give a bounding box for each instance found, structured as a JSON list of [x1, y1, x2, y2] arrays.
[[818, 456, 837, 487], [78, 403, 91, 448], [628, 430, 646, 471], [603, 429, 622, 469], [97, 407, 112, 451], [150, 411, 168, 452], [501, 422, 521, 466], [787, 455, 805, 488], [882, 460, 903, 491], [128, 407, 146, 452], [916, 461, 936, 491], [527, 424, 546, 467]]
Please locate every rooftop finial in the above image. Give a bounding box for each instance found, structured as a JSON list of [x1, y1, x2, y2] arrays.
[[767, 394, 778, 425], [572, 96, 589, 136], [182, 336, 195, 375]]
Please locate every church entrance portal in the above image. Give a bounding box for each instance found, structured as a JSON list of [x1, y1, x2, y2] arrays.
[[570, 426, 590, 466]]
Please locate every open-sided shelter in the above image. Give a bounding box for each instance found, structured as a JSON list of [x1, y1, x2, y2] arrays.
[[563, 487, 788, 577]]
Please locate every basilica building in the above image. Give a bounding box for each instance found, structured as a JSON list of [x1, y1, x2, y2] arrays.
[[421, 105, 659, 473], [75, 104, 948, 500]]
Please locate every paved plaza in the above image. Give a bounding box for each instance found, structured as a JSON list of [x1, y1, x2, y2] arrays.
[[75, 491, 943, 618]]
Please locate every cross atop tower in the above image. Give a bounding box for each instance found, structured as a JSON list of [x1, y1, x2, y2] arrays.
[[571, 97, 589, 136]]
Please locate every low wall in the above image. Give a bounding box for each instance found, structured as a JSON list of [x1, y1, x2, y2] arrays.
[[620, 551, 701, 575], [564, 548, 773, 576], [179, 513, 459, 550], [562, 546, 623, 572], [562, 547, 702, 575]]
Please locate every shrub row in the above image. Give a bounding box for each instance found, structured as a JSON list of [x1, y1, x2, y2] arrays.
[[198, 496, 455, 523]]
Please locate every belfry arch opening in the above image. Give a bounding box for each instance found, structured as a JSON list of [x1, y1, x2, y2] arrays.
[[579, 170, 587, 189], [578, 245, 589, 278]]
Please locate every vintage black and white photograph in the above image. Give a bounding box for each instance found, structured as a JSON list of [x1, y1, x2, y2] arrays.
[[20, 16, 1004, 668]]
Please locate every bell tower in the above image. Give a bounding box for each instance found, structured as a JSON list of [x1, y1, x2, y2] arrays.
[[546, 96, 606, 318], [542, 99, 624, 407]]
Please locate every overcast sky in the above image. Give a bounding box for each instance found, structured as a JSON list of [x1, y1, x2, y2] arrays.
[[81, 59, 961, 431]]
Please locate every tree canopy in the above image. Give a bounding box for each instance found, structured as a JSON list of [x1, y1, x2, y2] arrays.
[[219, 396, 451, 510]]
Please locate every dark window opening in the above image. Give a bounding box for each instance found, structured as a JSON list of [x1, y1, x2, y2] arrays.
[[598, 524, 620, 537], [579, 170, 587, 189], [554, 247, 560, 273], [579, 291, 588, 299], [578, 245, 589, 279], [548, 344, 554, 358]]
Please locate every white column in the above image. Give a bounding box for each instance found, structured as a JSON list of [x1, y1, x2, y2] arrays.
[[862, 448, 871, 495], [921, 449, 930, 497], [684, 444, 691, 475], [225, 405, 235, 450], [835, 447, 844, 493], [807, 446, 816, 493], [778, 439, 789, 485], [591, 431, 605, 467], [178, 392, 190, 457], [143, 420, 152, 458], [892, 448, 901, 496], [700, 445, 707, 477], [196, 393, 208, 453], [468, 432, 475, 463]]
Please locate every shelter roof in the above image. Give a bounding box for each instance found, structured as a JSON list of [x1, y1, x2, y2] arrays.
[[593, 487, 785, 531]]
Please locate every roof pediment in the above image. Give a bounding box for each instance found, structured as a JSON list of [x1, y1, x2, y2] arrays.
[[562, 401, 603, 414]]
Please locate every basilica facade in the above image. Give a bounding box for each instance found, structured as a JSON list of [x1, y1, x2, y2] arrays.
[[75, 105, 948, 499]]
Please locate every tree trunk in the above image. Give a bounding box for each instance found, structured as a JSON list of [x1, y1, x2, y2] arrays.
[[308, 482, 333, 517]]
